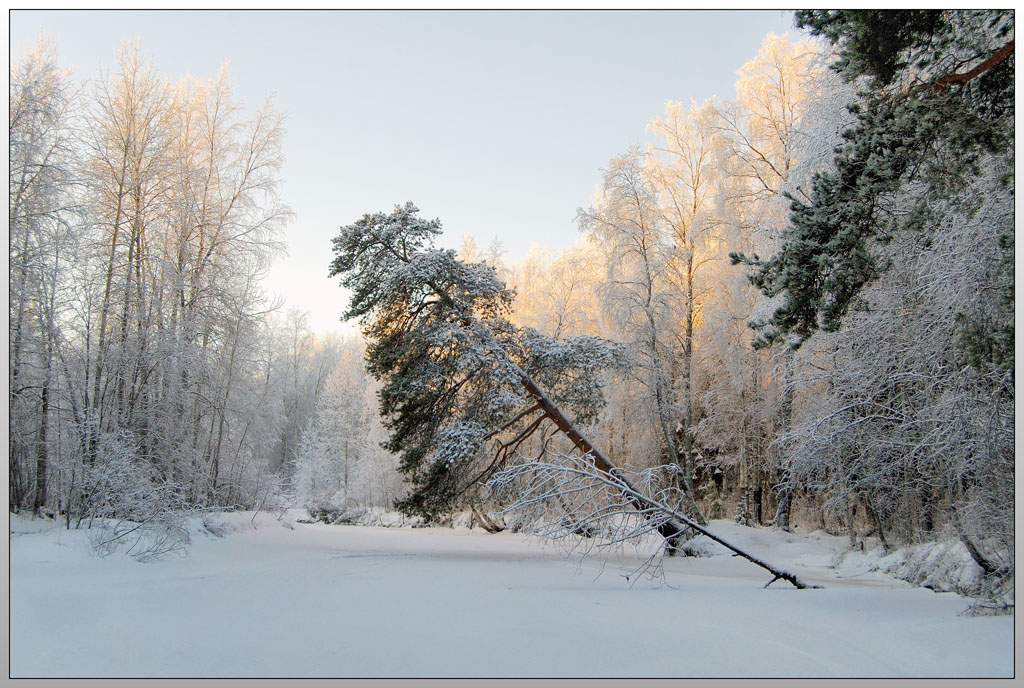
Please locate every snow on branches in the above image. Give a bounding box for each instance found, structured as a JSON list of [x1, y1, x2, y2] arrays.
[[330, 203, 625, 520], [488, 453, 819, 589]]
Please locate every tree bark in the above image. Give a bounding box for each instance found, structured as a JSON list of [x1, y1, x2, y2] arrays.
[[774, 472, 792, 532], [32, 373, 50, 514], [513, 365, 683, 545], [773, 351, 795, 531]]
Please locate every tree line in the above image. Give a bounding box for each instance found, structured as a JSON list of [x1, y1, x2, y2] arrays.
[[8, 39, 377, 546]]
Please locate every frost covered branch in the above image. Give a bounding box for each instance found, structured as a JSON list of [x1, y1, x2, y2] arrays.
[[488, 453, 820, 589]]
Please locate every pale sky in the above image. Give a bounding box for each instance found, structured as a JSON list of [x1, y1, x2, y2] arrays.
[[10, 9, 797, 335]]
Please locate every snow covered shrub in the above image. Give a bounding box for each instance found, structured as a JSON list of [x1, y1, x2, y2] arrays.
[[71, 429, 191, 561]]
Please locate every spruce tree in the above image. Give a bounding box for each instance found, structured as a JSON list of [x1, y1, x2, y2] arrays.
[[732, 9, 1013, 360]]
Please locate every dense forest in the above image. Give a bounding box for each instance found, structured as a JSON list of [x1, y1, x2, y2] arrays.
[[10, 11, 1013, 594]]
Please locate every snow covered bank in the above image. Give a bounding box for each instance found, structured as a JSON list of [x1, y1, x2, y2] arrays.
[[9, 513, 1013, 678], [684, 520, 1010, 606]]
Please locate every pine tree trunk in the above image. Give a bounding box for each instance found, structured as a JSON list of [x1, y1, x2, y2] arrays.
[[514, 366, 686, 545]]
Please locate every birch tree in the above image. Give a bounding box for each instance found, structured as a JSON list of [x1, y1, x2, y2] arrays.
[[9, 37, 81, 512], [695, 33, 820, 527], [10, 39, 294, 526], [645, 100, 722, 509], [577, 150, 705, 523]]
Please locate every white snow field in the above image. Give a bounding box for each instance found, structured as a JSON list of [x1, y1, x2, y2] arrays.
[[9, 511, 1014, 678]]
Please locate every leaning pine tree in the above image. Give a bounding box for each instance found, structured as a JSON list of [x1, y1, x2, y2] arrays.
[[330, 202, 817, 589]]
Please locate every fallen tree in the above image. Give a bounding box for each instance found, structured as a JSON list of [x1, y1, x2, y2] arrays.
[[330, 202, 818, 589], [489, 455, 820, 589]]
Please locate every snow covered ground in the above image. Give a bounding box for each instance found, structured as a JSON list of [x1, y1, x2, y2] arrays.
[[9, 511, 1014, 678]]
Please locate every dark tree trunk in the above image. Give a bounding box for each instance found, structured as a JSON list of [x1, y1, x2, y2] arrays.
[[32, 382, 49, 514]]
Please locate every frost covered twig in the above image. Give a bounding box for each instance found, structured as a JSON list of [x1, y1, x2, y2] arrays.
[[488, 453, 821, 589]]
